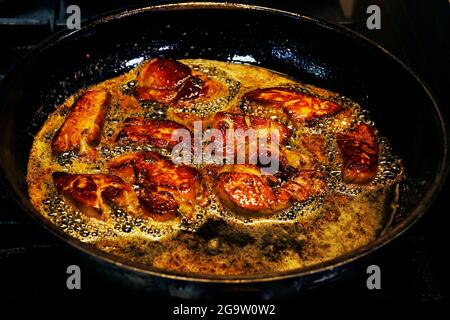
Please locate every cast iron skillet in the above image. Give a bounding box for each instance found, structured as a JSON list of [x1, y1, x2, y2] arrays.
[[0, 3, 448, 299]]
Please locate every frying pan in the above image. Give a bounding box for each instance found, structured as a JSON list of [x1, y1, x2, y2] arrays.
[[0, 3, 448, 299]]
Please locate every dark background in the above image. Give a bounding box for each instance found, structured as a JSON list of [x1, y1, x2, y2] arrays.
[[0, 0, 449, 306]]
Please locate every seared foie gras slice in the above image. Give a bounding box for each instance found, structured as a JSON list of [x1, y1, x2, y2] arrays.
[[138, 58, 191, 90], [136, 59, 215, 103], [243, 87, 342, 125], [212, 112, 291, 144], [135, 58, 191, 103], [116, 117, 191, 150], [300, 134, 329, 165], [138, 161, 203, 221], [52, 172, 139, 219], [248, 114, 291, 145], [215, 165, 291, 216], [52, 89, 110, 155], [174, 73, 227, 104], [277, 135, 328, 180], [278, 147, 314, 180], [281, 170, 327, 202], [211, 112, 247, 159], [211, 112, 291, 163], [107, 152, 159, 184], [135, 58, 224, 105], [337, 123, 379, 184], [175, 76, 204, 101], [108, 152, 204, 221], [135, 187, 179, 222]]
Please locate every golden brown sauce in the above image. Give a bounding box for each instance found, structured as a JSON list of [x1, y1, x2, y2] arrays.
[[27, 59, 403, 275]]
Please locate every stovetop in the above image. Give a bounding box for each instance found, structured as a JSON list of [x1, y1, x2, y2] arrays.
[[0, 0, 448, 305]]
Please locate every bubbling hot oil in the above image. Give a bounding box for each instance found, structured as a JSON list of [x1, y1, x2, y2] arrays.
[[28, 59, 403, 275]]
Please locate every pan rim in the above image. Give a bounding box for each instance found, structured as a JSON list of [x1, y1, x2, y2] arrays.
[[0, 2, 448, 284]]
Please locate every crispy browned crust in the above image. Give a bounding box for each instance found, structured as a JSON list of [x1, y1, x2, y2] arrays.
[[52, 89, 110, 155], [247, 114, 292, 145], [300, 134, 329, 165], [135, 58, 190, 103], [177, 72, 226, 103], [215, 165, 291, 216], [213, 112, 291, 144], [52, 172, 139, 219], [108, 152, 161, 184], [337, 123, 379, 184], [135, 58, 223, 104], [212, 112, 248, 133], [278, 147, 314, 180], [108, 151, 204, 221], [138, 58, 192, 90], [281, 170, 327, 202], [243, 87, 342, 125], [215, 163, 326, 216], [211, 112, 291, 164], [116, 117, 191, 150], [175, 76, 204, 101]]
